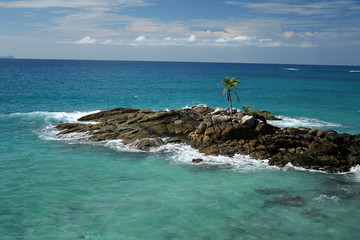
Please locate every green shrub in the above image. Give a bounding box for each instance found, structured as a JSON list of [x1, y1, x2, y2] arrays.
[[242, 105, 252, 113]]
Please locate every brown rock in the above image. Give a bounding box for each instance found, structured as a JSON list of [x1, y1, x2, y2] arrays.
[[192, 158, 204, 163], [251, 110, 282, 120], [55, 106, 360, 173]]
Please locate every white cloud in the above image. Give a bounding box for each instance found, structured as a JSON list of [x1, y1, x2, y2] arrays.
[[260, 38, 272, 42], [134, 35, 146, 42], [282, 31, 321, 39], [225, 1, 360, 16], [305, 32, 318, 37], [188, 35, 196, 42], [215, 35, 254, 43], [103, 39, 112, 44], [298, 42, 319, 48], [0, 0, 153, 9], [214, 37, 229, 43], [1, 0, 329, 51], [234, 35, 253, 41], [283, 31, 296, 38], [70, 35, 316, 48], [75, 36, 97, 44]]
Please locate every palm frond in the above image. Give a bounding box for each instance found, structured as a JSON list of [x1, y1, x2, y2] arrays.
[[221, 88, 228, 97], [233, 90, 240, 102]]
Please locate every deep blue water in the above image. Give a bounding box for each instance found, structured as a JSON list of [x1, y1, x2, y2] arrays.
[[0, 59, 360, 239]]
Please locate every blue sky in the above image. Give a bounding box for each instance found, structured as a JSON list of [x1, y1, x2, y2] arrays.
[[0, 0, 359, 65]]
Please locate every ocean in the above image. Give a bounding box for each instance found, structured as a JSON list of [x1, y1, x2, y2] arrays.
[[0, 59, 359, 239]]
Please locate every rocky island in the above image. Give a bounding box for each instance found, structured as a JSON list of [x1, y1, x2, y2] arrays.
[[56, 105, 360, 173]]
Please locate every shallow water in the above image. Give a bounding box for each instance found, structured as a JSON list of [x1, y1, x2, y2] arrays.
[[0, 59, 360, 239]]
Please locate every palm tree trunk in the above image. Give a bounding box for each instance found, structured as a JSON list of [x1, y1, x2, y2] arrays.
[[228, 89, 233, 115]]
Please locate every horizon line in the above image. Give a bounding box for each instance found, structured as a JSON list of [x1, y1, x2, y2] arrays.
[[1, 57, 359, 67]]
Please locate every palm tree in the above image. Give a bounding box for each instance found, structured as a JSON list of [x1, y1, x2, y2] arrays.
[[219, 77, 240, 115]]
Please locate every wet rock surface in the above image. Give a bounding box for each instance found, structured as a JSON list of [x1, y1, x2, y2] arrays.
[[56, 105, 360, 173], [192, 158, 204, 163]]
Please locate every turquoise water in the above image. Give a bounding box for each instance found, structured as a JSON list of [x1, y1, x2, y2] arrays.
[[1, 59, 360, 239]]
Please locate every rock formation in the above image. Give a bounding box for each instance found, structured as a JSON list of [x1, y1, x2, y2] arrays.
[[56, 105, 360, 173]]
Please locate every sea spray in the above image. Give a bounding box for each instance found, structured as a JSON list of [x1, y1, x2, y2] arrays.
[[268, 116, 343, 129]]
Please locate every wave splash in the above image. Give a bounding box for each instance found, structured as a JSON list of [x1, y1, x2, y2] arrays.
[[11, 110, 101, 140], [103, 140, 278, 172], [268, 116, 342, 129], [11, 110, 100, 124], [284, 68, 299, 71]]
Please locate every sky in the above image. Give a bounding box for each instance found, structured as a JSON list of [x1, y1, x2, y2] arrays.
[[0, 0, 360, 65]]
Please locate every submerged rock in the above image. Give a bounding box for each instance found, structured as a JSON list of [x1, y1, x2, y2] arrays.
[[256, 188, 285, 195], [279, 196, 304, 206], [55, 106, 360, 173], [192, 158, 204, 163], [264, 196, 304, 206], [325, 178, 348, 185], [300, 208, 326, 220]]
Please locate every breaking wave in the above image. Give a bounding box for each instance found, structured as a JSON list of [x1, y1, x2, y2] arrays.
[[11, 110, 100, 124], [10, 110, 101, 141], [268, 116, 342, 129], [101, 140, 279, 172], [349, 165, 360, 182], [284, 68, 299, 71]]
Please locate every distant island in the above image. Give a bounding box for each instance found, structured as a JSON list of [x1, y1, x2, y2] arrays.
[[0, 55, 16, 59], [55, 105, 360, 173]]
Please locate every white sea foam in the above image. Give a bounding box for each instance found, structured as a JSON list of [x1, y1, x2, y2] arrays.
[[151, 143, 280, 172], [19, 110, 101, 141], [57, 131, 92, 140], [315, 194, 340, 202], [49, 111, 101, 124], [350, 165, 360, 173], [349, 165, 360, 182], [12, 110, 101, 124], [93, 139, 277, 172], [284, 68, 299, 71], [104, 140, 143, 152], [181, 104, 208, 110], [268, 116, 342, 129], [39, 126, 279, 172], [43, 125, 281, 172], [349, 70, 360, 73], [283, 162, 326, 173]]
